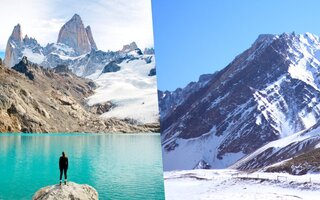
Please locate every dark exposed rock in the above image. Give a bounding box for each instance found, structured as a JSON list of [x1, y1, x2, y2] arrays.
[[121, 42, 138, 53], [53, 64, 71, 73], [135, 48, 143, 55], [143, 48, 155, 55], [148, 68, 156, 76], [87, 81, 96, 89], [101, 61, 121, 73], [0, 58, 2, 65], [194, 160, 211, 169], [12, 56, 35, 80], [264, 147, 320, 175], [124, 118, 139, 125], [89, 102, 114, 115], [144, 56, 152, 64]]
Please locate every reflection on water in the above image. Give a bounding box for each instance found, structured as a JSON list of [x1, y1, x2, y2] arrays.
[[0, 133, 165, 200]]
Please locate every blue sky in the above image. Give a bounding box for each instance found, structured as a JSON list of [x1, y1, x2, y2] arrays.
[[152, 0, 320, 90]]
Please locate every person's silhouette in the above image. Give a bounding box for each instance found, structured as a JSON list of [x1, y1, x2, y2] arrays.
[[59, 152, 68, 185]]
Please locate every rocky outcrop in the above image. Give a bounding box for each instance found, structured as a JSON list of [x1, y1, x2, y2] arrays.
[[121, 42, 138, 53], [135, 48, 143, 55], [88, 102, 114, 115], [101, 61, 121, 73], [264, 147, 320, 175], [143, 48, 155, 55], [12, 56, 35, 80], [4, 24, 23, 67], [32, 182, 98, 200], [57, 14, 92, 55], [144, 56, 153, 64], [148, 68, 156, 76], [85, 26, 97, 50], [4, 24, 45, 67], [53, 64, 71, 73]]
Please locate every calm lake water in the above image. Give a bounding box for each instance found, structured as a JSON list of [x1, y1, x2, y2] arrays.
[[0, 133, 165, 200]]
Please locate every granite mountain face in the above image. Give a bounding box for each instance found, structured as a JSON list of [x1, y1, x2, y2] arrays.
[[4, 24, 23, 67], [159, 32, 320, 170], [57, 14, 95, 55]]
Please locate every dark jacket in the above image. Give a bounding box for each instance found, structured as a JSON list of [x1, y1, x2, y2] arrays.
[[59, 156, 68, 170]]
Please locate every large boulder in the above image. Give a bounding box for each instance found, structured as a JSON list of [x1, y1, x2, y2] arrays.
[[89, 101, 114, 115], [32, 182, 98, 200]]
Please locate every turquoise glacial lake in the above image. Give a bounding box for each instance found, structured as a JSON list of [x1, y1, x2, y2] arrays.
[[0, 133, 165, 200]]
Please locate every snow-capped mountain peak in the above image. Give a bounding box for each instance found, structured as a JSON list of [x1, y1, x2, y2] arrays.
[[159, 32, 320, 171]]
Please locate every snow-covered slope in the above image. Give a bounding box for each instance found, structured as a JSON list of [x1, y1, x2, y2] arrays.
[[164, 169, 320, 200], [231, 122, 320, 170], [160, 32, 320, 170], [87, 55, 158, 124]]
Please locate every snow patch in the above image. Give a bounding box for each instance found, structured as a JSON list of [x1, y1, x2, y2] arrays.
[[22, 48, 45, 64]]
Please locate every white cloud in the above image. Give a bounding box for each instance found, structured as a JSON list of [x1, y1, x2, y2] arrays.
[[0, 0, 154, 52]]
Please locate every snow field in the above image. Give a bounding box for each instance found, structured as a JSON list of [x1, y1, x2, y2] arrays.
[[87, 55, 159, 124], [164, 169, 320, 200]]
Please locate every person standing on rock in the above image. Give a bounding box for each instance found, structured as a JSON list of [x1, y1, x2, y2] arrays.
[[59, 152, 68, 185]]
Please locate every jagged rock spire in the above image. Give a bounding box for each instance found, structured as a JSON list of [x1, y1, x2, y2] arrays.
[[85, 26, 97, 50], [4, 24, 23, 67], [57, 14, 94, 55], [121, 42, 138, 53]]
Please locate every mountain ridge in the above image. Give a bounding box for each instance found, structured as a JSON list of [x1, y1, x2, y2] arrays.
[[159, 32, 320, 170], [3, 14, 154, 77], [0, 56, 158, 133]]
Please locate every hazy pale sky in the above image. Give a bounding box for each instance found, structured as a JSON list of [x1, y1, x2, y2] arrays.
[[0, 0, 154, 52]]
